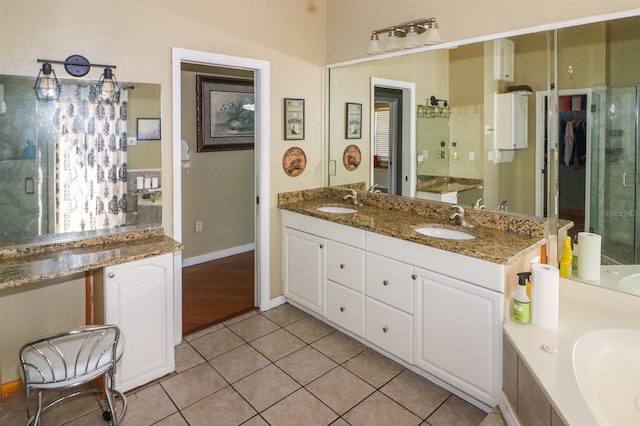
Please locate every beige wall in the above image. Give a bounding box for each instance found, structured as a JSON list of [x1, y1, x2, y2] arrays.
[[180, 69, 254, 259], [326, 0, 640, 64]]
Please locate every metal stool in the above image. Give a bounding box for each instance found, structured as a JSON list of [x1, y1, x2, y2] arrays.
[[19, 325, 127, 425]]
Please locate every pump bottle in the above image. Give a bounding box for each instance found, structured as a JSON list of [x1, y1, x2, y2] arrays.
[[514, 271, 531, 324], [560, 236, 573, 278]]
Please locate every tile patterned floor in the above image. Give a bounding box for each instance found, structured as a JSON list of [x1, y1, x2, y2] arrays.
[[1, 303, 506, 425]]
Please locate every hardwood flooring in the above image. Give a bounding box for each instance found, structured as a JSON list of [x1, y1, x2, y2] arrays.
[[181, 250, 255, 336]]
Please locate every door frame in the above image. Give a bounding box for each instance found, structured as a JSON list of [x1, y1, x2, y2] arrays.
[[535, 88, 592, 229], [370, 78, 416, 197], [171, 48, 270, 344]]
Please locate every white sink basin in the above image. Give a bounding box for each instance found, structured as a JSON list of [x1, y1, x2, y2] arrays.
[[573, 328, 640, 426], [317, 205, 358, 214], [619, 273, 640, 296], [414, 226, 476, 240]]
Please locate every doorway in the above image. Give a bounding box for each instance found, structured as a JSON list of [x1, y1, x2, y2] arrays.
[[171, 48, 271, 344], [370, 78, 416, 197], [373, 88, 402, 195], [536, 89, 592, 240]]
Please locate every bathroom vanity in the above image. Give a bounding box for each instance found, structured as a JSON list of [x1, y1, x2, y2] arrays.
[[0, 228, 182, 393], [279, 187, 545, 409]]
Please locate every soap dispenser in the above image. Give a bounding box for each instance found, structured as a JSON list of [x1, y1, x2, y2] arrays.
[[514, 271, 531, 324]]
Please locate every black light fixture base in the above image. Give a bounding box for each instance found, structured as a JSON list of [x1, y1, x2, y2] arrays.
[[64, 55, 91, 77]]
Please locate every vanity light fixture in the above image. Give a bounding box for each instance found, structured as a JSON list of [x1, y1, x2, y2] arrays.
[[367, 18, 441, 55], [419, 95, 451, 118], [34, 56, 119, 103], [95, 67, 121, 104], [34, 62, 62, 101]]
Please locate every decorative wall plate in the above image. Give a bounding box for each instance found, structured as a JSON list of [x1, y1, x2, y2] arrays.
[[283, 147, 307, 177], [343, 144, 361, 171]]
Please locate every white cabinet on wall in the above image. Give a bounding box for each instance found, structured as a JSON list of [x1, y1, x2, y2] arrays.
[[494, 38, 514, 82], [95, 253, 175, 393], [495, 92, 529, 150]]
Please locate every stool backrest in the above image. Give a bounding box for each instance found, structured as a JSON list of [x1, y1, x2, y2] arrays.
[[20, 325, 121, 386]]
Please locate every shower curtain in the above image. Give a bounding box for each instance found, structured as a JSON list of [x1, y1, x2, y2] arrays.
[[55, 85, 128, 233]]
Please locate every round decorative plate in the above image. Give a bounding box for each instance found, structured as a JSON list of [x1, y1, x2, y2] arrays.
[[343, 144, 361, 171], [283, 147, 307, 177]]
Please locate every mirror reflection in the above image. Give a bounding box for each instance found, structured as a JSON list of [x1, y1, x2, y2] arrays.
[[0, 75, 162, 243], [328, 13, 640, 297]]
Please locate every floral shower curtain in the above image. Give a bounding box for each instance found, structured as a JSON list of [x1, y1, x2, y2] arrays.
[[54, 85, 128, 233]]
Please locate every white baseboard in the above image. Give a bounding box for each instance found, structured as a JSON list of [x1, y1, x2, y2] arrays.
[[499, 391, 520, 426], [262, 295, 286, 311], [182, 243, 255, 267]]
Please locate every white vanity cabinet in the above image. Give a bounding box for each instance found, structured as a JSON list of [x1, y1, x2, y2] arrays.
[[282, 210, 509, 408], [413, 267, 502, 406], [95, 252, 175, 393]]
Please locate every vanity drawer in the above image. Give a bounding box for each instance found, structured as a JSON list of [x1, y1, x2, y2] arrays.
[[327, 241, 365, 292], [327, 281, 365, 337], [365, 253, 413, 314], [365, 297, 413, 363]]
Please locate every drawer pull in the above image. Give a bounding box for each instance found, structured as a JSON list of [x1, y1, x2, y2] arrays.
[[383, 325, 389, 333], [320, 244, 324, 249], [340, 263, 345, 269], [340, 306, 346, 312], [411, 274, 417, 280], [108, 272, 115, 279], [383, 280, 389, 286]]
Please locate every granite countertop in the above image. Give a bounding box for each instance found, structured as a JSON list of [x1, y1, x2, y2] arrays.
[[278, 187, 547, 265], [0, 228, 183, 290], [416, 176, 483, 194]]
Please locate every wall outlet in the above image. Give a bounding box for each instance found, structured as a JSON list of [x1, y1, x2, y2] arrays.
[[328, 160, 336, 176], [469, 151, 475, 161], [195, 221, 203, 232]]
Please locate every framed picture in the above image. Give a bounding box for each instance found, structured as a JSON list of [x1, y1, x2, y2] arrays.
[[346, 102, 362, 139], [196, 75, 254, 152], [137, 118, 161, 141], [284, 98, 305, 140]]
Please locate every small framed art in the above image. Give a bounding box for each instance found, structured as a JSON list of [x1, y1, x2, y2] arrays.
[[284, 98, 305, 140], [345, 102, 362, 139], [137, 118, 161, 141]]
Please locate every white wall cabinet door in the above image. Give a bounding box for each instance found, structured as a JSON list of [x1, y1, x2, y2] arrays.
[[283, 227, 326, 316], [413, 267, 503, 406], [103, 253, 175, 393]]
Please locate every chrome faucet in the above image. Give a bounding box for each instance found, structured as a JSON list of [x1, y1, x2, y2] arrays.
[[343, 189, 361, 206], [473, 198, 486, 209], [450, 205, 473, 227], [497, 200, 508, 212], [368, 184, 382, 193]]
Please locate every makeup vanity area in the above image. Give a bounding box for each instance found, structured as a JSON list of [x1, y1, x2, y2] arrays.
[[0, 227, 182, 394]]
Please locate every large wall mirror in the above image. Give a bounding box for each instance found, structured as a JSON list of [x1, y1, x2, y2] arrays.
[[0, 75, 161, 247], [327, 12, 640, 297]]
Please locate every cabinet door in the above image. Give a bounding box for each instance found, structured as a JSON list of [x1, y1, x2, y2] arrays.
[[413, 267, 502, 406], [283, 227, 326, 315], [104, 253, 174, 392], [327, 281, 365, 337]]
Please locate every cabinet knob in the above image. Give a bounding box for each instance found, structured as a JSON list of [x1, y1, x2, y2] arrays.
[[411, 274, 417, 280], [340, 306, 345, 312], [340, 264, 345, 269], [383, 280, 389, 286], [108, 272, 115, 279], [383, 325, 389, 333], [319, 244, 324, 249]]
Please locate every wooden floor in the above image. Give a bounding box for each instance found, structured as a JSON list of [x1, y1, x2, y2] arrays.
[[181, 251, 255, 336]]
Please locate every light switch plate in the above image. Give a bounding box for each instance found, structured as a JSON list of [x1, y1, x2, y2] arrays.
[[469, 151, 475, 160], [329, 160, 336, 176]]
